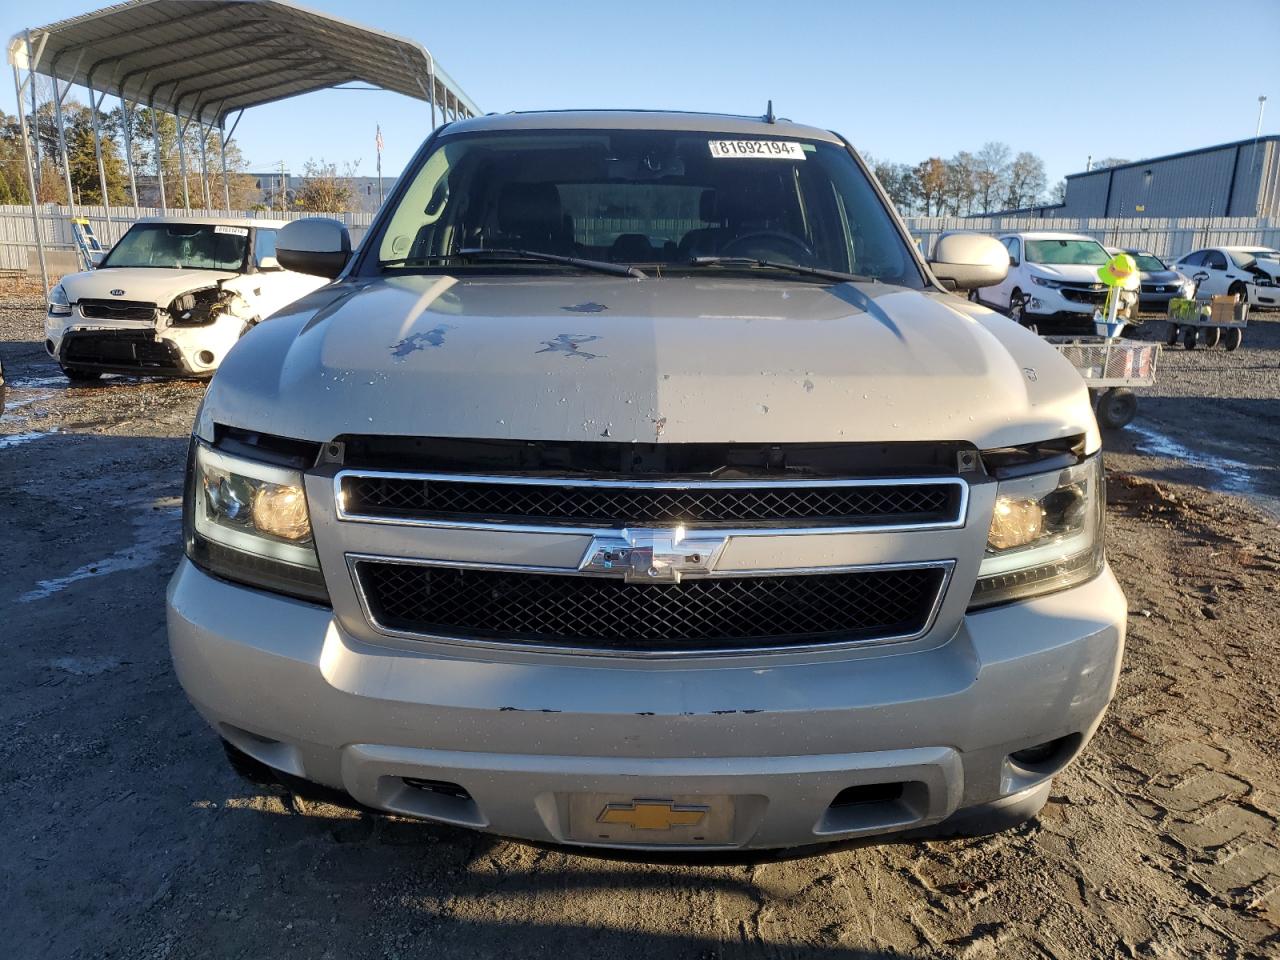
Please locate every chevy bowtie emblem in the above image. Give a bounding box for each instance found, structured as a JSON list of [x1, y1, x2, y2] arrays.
[[579, 525, 727, 583], [597, 799, 709, 831], [110, 289, 125, 296]]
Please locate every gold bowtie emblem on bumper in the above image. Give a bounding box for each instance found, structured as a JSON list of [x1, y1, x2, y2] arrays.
[[596, 799, 709, 830]]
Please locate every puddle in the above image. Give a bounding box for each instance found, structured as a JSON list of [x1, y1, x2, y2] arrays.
[[19, 498, 181, 602], [0, 428, 60, 450], [1128, 421, 1257, 494]]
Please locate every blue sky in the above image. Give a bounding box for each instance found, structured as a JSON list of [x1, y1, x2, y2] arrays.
[[3, 0, 1276, 184]]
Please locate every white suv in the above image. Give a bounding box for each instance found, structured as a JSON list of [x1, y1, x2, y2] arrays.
[[974, 232, 1120, 330]]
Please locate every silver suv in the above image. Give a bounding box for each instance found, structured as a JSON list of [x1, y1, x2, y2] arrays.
[[167, 111, 1125, 852]]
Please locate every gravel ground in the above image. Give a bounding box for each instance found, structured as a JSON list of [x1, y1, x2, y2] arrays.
[[2, 292, 1278, 959]]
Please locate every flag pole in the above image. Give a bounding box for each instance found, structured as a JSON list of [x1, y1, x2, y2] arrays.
[[375, 125, 384, 208]]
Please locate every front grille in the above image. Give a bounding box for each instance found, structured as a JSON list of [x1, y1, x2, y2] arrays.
[[78, 299, 157, 321], [339, 475, 962, 529], [356, 561, 946, 652], [62, 330, 181, 369], [1059, 285, 1106, 305]]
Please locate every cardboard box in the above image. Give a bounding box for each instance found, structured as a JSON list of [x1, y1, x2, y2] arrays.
[[1210, 295, 1239, 325]]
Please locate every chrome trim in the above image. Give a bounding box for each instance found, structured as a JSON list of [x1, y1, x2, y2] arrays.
[[344, 553, 956, 659], [332, 470, 970, 536]]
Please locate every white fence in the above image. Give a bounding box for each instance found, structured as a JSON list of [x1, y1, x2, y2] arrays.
[[0, 205, 376, 273], [2, 204, 1278, 274], [905, 216, 1280, 260]]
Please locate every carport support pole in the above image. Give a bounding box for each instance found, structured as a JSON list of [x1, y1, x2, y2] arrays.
[[427, 58, 436, 128], [149, 109, 167, 213], [197, 122, 212, 209], [11, 60, 49, 296], [87, 87, 113, 234], [219, 126, 231, 214], [53, 81, 77, 220], [120, 97, 140, 217], [176, 115, 191, 210]]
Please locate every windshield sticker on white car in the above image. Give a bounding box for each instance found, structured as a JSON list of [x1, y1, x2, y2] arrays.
[[708, 140, 805, 160], [214, 225, 249, 236]]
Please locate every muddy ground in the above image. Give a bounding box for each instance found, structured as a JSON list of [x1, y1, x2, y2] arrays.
[[2, 292, 1278, 959]]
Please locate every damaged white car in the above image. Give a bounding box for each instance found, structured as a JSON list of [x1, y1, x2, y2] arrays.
[[45, 217, 326, 380]]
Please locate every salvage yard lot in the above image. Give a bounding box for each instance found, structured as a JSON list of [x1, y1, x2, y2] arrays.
[[2, 291, 1278, 959]]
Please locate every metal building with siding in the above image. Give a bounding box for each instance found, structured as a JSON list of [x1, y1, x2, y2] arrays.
[[1055, 136, 1279, 219]]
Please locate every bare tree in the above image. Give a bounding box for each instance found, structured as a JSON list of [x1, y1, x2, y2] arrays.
[[973, 142, 1011, 214], [1051, 179, 1067, 204], [943, 151, 978, 215], [865, 153, 917, 214], [913, 157, 948, 216], [1004, 151, 1047, 210]]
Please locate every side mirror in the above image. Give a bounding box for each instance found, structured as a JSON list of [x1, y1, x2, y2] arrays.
[[276, 218, 351, 279], [929, 234, 1009, 291], [88, 250, 106, 268]]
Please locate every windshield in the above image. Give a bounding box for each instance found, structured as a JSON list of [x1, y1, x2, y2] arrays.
[[372, 128, 922, 286], [1025, 239, 1110, 266], [101, 223, 249, 271], [1131, 253, 1166, 271], [1230, 248, 1280, 267]]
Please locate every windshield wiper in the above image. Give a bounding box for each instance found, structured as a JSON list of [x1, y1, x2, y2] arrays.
[[687, 256, 873, 284], [382, 248, 645, 279]]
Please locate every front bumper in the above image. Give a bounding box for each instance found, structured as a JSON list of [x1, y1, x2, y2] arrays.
[[168, 559, 1126, 851], [45, 308, 240, 377], [1024, 284, 1104, 319]]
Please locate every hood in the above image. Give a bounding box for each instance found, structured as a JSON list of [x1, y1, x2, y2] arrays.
[[1026, 262, 1105, 283], [198, 275, 1098, 452], [1250, 257, 1280, 280], [60, 267, 239, 305], [1142, 270, 1181, 284]]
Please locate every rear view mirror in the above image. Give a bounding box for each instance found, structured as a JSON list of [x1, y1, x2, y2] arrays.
[[276, 218, 351, 279], [929, 233, 1009, 291]]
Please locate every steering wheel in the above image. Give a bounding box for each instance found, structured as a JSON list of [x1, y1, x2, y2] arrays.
[[719, 230, 813, 263]]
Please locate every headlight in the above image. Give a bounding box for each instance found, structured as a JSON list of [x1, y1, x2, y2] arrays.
[[48, 284, 72, 317], [1030, 276, 1062, 289], [969, 455, 1104, 608], [184, 440, 329, 603]]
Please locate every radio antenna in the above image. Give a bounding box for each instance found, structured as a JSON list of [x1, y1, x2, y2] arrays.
[[764, 100, 776, 124]]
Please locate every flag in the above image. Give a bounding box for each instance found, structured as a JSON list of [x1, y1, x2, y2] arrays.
[[375, 125, 384, 154]]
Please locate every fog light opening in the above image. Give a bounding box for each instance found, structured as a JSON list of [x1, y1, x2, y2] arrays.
[[829, 782, 905, 808], [403, 778, 471, 802], [197, 349, 216, 366], [1008, 733, 1083, 775]]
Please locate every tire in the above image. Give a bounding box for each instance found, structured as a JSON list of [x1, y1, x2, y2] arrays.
[[1008, 289, 1027, 326], [1229, 282, 1248, 309], [59, 364, 103, 382], [1183, 325, 1198, 350], [1203, 326, 1222, 348], [1223, 327, 1243, 351], [1095, 387, 1138, 429], [1165, 322, 1179, 346]]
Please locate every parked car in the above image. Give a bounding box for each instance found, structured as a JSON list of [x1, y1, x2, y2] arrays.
[[167, 110, 1125, 853], [44, 217, 327, 381], [1108, 248, 1194, 313], [973, 232, 1134, 331], [1170, 246, 1280, 310]]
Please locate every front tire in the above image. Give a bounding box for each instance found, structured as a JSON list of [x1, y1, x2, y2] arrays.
[[1165, 322, 1179, 346], [1183, 326, 1198, 350], [1008, 288, 1027, 325], [1223, 327, 1243, 351], [1203, 326, 1222, 348]]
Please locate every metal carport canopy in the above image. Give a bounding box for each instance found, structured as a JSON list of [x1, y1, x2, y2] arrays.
[[13, 0, 479, 125]]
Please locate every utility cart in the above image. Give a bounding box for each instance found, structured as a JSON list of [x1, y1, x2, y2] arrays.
[[1046, 336, 1161, 429], [1165, 295, 1248, 351]]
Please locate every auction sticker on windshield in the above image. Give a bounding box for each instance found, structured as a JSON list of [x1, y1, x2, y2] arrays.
[[214, 225, 249, 236], [709, 140, 805, 160]]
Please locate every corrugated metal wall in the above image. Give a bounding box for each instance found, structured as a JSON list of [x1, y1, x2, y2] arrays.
[[1059, 138, 1279, 218]]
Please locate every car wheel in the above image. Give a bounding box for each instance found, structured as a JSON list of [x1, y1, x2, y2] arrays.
[[1183, 326, 1198, 350], [59, 364, 103, 382], [968, 288, 981, 304], [1228, 282, 1248, 308], [1203, 326, 1222, 348], [1223, 327, 1243, 351], [1008, 289, 1028, 325], [1095, 387, 1137, 429], [1165, 322, 1179, 346]]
